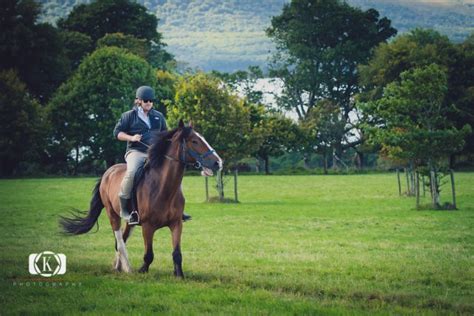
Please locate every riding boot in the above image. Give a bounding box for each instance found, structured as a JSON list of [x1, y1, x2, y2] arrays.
[[182, 212, 192, 222], [119, 197, 139, 225]]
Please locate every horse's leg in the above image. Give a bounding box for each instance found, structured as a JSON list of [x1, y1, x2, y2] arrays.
[[138, 223, 155, 273], [170, 221, 184, 278], [113, 224, 135, 271], [114, 228, 132, 273]]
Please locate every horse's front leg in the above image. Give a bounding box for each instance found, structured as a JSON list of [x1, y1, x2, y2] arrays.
[[170, 221, 184, 278], [139, 223, 155, 273], [114, 224, 135, 271]]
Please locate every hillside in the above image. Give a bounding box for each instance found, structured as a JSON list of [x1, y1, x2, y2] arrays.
[[38, 0, 474, 72]]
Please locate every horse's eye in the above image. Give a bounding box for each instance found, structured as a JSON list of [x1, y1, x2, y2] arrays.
[[191, 140, 199, 145]]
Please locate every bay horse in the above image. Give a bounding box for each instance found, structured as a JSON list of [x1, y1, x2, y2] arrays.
[[60, 120, 222, 277]]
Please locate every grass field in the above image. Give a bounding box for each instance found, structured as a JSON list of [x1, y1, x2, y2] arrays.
[[0, 173, 473, 315]]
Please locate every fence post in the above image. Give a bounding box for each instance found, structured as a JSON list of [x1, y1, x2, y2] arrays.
[[217, 170, 224, 202], [450, 169, 457, 210], [416, 172, 420, 209], [405, 168, 410, 195], [234, 169, 238, 203], [397, 169, 401, 196], [422, 175, 426, 196]]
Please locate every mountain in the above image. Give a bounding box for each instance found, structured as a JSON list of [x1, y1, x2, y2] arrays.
[[38, 0, 474, 72]]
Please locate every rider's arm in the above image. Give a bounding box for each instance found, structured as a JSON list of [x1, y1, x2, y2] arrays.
[[114, 111, 140, 142], [117, 132, 141, 142]]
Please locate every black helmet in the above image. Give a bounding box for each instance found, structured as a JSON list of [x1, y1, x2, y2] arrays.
[[135, 86, 155, 100]]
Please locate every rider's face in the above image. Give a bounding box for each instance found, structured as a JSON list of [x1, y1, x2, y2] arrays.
[[139, 99, 153, 113]]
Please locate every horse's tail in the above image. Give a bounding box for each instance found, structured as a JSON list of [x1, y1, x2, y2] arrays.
[[60, 177, 104, 235]]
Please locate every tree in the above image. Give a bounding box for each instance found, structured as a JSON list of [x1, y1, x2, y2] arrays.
[[266, 0, 396, 168], [0, 70, 46, 176], [255, 112, 301, 174], [59, 30, 93, 70], [446, 33, 474, 162], [167, 72, 260, 167], [47, 47, 157, 173], [0, 0, 70, 102], [359, 29, 456, 102], [364, 64, 471, 208], [301, 100, 346, 174], [359, 28, 473, 165], [97, 33, 149, 60], [212, 66, 264, 105], [58, 0, 173, 68]]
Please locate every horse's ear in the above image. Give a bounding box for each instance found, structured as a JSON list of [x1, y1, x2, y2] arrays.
[[178, 119, 184, 129], [188, 120, 193, 128]]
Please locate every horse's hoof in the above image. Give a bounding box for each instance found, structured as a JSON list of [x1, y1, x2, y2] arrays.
[[174, 271, 184, 278], [138, 266, 148, 273], [113, 260, 122, 272]]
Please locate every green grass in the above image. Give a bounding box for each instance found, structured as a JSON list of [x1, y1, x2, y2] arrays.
[[0, 173, 473, 315]]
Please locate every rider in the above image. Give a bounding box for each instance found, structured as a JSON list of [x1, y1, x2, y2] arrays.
[[113, 86, 191, 224]]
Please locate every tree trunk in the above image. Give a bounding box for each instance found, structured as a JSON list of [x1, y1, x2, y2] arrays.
[[264, 155, 270, 175], [217, 170, 224, 202], [303, 153, 311, 169], [356, 151, 364, 170], [416, 172, 420, 209], [323, 152, 328, 175], [255, 158, 260, 173], [430, 169, 440, 209], [449, 153, 456, 169], [333, 146, 343, 170], [450, 169, 457, 209], [74, 144, 80, 176]]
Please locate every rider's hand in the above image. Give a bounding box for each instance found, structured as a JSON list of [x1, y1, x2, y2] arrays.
[[130, 134, 142, 142]]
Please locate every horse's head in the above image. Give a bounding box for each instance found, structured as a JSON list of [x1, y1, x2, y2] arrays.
[[175, 120, 223, 176]]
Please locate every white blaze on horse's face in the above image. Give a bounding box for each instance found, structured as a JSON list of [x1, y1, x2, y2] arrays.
[[195, 131, 223, 171]]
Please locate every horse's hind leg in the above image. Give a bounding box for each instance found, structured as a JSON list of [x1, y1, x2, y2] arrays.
[[170, 221, 184, 278], [138, 223, 155, 273]]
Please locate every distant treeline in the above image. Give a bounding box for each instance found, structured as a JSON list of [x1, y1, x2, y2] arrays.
[[37, 0, 474, 71]]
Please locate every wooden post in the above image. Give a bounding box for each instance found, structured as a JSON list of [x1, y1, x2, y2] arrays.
[[234, 169, 238, 203], [450, 169, 457, 209], [405, 168, 410, 195], [217, 170, 224, 202], [430, 170, 439, 208], [205, 176, 209, 202], [416, 172, 420, 209], [422, 175, 426, 196], [397, 169, 401, 196]]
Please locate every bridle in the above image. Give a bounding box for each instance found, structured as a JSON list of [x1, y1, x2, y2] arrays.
[[164, 138, 216, 170]]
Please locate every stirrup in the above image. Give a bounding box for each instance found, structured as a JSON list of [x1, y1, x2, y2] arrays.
[[128, 211, 140, 225], [182, 213, 192, 222]]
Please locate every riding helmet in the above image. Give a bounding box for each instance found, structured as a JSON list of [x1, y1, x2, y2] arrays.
[[135, 86, 155, 101]]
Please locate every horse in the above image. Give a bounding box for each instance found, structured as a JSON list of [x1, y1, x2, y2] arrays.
[[60, 120, 223, 277]]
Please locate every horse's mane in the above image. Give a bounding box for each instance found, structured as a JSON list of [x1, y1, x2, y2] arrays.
[[147, 126, 193, 169]]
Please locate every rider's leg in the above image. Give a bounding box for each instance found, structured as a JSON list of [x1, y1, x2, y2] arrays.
[[119, 150, 147, 224]]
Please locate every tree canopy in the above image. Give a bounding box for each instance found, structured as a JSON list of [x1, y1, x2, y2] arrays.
[[0, 70, 46, 176], [0, 0, 70, 102], [47, 47, 157, 172], [266, 0, 396, 168], [57, 0, 173, 68], [167, 73, 260, 167]]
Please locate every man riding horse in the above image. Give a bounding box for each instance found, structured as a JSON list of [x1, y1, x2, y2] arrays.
[[113, 86, 191, 224]]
